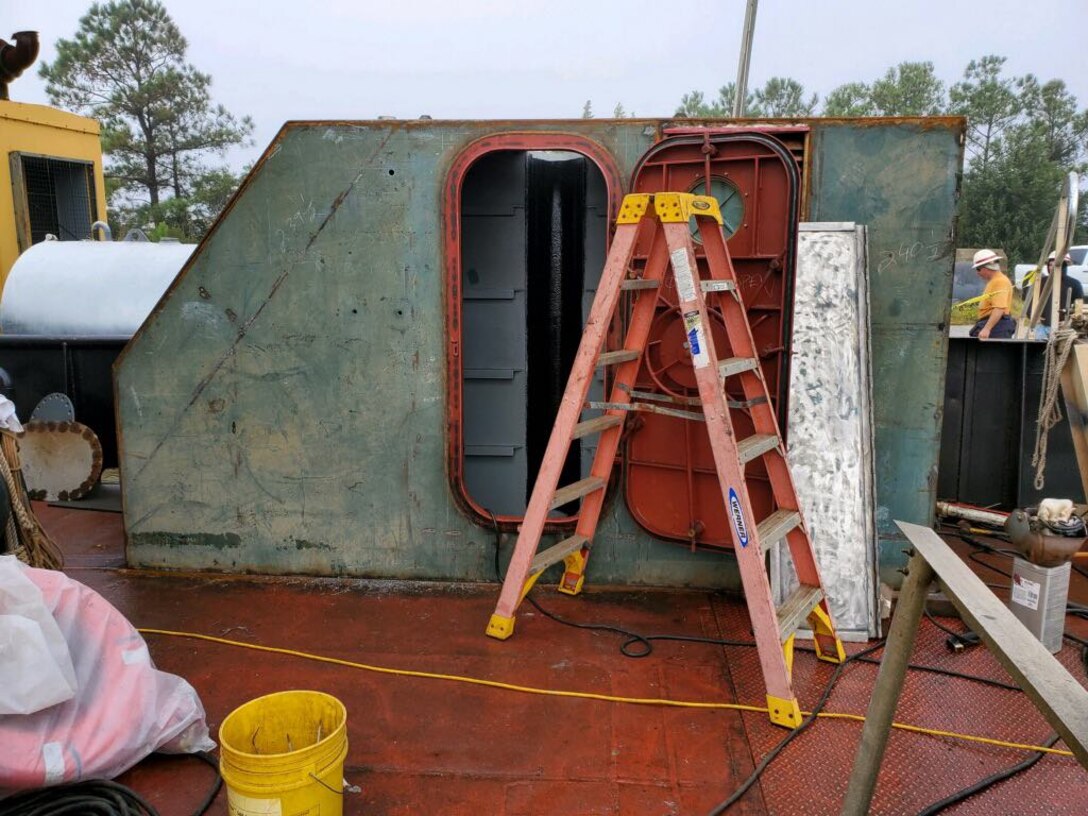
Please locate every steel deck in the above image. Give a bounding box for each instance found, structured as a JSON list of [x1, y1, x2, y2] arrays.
[[33, 504, 1088, 815]]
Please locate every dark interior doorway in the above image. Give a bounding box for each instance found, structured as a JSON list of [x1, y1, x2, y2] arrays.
[[458, 150, 607, 517]]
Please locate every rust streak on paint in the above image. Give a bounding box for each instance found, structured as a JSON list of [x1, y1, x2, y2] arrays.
[[132, 128, 395, 480], [304, 129, 393, 250]]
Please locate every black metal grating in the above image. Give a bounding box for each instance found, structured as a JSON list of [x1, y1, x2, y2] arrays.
[[21, 155, 95, 244]]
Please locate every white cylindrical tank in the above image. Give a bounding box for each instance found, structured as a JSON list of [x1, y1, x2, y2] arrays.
[[0, 241, 194, 336]]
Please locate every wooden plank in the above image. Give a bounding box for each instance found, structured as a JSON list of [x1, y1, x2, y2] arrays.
[[597, 349, 640, 367], [586, 401, 706, 422], [571, 415, 623, 440], [718, 357, 759, 378], [549, 476, 606, 510], [621, 387, 702, 407], [9, 153, 32, 253], [841, 549, 935, 816], [701, 279, 736, 293], [737, 434, 779, 464], [620, 278, 660, 290], [1060, 343, 1088, 503], [899, 521, 1088, 767], [757, 509, 801, 556], [530, 535, 588, 575], [776, 585, 823, 640]]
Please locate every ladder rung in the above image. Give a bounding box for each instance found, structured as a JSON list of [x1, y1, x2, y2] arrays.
[[550, 476, 606, 510], [530, 534, 589, 576], [757, 510, 802, 555], [619, 384, 702, 407], [621, 278, 660, 291], [737, 434, 780, 464], [701, 279, 736, 293], [598, 350, 640, 367], [572, 414, 624, 439], [777, 586, 824, 641], [586, 401, 706, 422], [719, 357, 759, 378]]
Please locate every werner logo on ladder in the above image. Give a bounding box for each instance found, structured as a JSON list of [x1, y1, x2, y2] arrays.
[[485, 192, 846, 727]]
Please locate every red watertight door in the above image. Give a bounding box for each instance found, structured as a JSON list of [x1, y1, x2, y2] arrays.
[[624, 129, 805, 549]]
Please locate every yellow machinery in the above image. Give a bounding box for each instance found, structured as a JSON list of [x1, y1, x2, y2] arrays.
[[0, 99, 108, 291]]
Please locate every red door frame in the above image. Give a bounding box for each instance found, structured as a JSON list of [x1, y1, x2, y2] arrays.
[[443, 132, 624, 531]]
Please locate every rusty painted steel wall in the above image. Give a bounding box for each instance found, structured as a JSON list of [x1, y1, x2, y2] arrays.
[[116, 118, 963, 585]]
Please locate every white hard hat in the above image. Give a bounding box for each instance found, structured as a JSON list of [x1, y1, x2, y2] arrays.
[[972, 249, 1001, 269], [1046, 251, 1072, 263]]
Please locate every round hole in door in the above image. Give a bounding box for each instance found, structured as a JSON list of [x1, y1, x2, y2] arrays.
[[688, 176, 744, 243]]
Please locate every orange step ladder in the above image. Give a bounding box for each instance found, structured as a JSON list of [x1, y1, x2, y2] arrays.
[[485, 192, 845, 727]]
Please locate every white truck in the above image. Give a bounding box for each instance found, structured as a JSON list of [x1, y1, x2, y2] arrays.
[[1014, 244, 1088, 287]]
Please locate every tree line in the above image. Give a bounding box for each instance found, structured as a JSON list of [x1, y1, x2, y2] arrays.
[[40, 0, 251, 241], [586, 59, 1088, 262], [40, 1, 1088, 261]]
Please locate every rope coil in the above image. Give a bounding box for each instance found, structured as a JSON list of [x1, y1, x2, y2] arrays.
[[0, 430, 64, 570], [1031, 326, 1079, 490]]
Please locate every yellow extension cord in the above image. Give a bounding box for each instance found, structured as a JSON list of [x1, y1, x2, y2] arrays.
[[138, 628, 1076, 759]]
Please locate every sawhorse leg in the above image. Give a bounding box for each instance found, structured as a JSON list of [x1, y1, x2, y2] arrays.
[[840, 550, 935, 816]]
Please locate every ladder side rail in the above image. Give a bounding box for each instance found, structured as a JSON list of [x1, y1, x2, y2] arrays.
[[563, 228, 672, 591], [490, 222, 642, 623], [701, 219, 842, 657], [698, 221, 784, 438], [661, 219, 796, 708], [700, 221, 812, 532]]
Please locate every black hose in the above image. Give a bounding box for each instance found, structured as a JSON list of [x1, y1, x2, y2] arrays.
[[499, 526, 1076, 813], [0, 751, 221, 816], [915, 733, 1060, 815], [526, 594, 754, 657], [0, 780, 160, 816], [705, 641, 887, 815]]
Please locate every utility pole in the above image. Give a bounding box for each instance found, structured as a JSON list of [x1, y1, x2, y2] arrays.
[[733, 0, 759, 118]]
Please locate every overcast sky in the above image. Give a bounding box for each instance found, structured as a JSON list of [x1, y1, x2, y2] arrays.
[[7, 0, 1088, 169]]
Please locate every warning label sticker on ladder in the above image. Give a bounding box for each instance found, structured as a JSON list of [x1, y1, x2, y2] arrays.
[[670, 248, 698, 302]]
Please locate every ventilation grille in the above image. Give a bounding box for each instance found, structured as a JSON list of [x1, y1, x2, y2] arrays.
[[21, 156, 96, 244]]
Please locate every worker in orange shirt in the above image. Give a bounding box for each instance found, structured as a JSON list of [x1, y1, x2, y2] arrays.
[[969, 249, 1015, 339]]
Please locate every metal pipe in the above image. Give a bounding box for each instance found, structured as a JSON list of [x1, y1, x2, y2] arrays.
[[935, 500, 1010, 527], [0, 31, 40, 100], [732, 0, 758, 118], [91, 221, 112, 242]]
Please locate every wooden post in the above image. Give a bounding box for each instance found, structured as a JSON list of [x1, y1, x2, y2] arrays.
[[843, 521, 1088, 814], [840, 550, 934, 816]]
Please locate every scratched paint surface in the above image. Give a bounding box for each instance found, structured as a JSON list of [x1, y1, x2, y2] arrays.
[[775, 224, 878, 638], [117, 119, 962, 584]]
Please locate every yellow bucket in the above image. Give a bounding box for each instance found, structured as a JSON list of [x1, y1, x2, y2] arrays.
[[219, 690, 348, 816]]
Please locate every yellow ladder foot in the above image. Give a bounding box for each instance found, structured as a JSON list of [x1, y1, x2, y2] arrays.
[[558, 570, 585, 596], [808, 605, 846, 663], [814, 636, 847, 664], [767, 694, 804, 728], [486, 613, 516, 640]]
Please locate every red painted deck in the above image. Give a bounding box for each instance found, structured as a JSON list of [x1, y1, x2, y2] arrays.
[[32, 504, 1088, 815]]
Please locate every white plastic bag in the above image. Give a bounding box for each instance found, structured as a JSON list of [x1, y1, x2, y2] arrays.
[[0, 556, 77, 715], [0, 559, 215, 790], [0, 396, 23, 434]]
